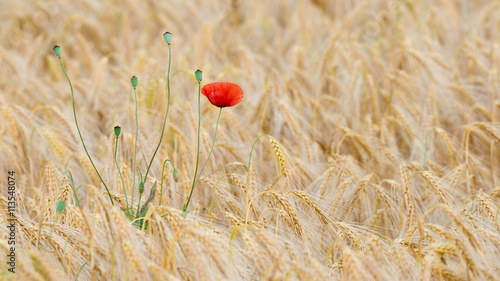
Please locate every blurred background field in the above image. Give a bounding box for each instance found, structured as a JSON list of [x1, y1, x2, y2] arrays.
[[1, 0, 500, 280]]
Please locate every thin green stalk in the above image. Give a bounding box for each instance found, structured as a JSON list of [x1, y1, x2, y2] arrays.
[[208, 174, 230, 219], [64, 170, 80, 207], [114, 135, 130, 216], [194, 107, 223, 187], [143, 43, 172, 182], [131, 85, 139, 213], [135, 173, 144, 219], [248, 134, 270, 172], [75, 261, 88, 281], [244, 134, 269, 226], [183, 81, 202, 214], [58, 57, 114, 205], [159, 159, 177, 206]]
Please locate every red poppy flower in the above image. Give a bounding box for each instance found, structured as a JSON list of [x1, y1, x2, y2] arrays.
[[201, 82, 244, 108]]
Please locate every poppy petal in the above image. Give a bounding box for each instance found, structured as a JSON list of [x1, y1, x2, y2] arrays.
[[202, 82, 244, 108]]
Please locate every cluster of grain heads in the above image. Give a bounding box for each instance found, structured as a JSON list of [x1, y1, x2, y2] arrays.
[[4, 2, 492, 280]]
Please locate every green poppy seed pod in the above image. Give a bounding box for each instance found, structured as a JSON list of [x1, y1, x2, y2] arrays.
[[56, 201, 66, 213], [195, 69, 202, 82], [131, 76, 138, 88], [172, 169, 180, 183], [114, 126, 121, 137], [138, 182, 145, 195], [163, 32, 172, 44], [53, 45, 61, 58]]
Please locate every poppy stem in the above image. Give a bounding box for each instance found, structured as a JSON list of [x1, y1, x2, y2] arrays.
[[131, 82, 139, 215], [143, 43, 172, 184], [135, 173, 143, 219], [57, 57, 114, 206], [194, 107, 223, 188], [114, 134, 130, 217], [183, 80, 202, 214]]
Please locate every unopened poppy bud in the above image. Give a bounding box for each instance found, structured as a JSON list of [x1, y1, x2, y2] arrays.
[[163, 32, 172, 44], [131, 76, 138, 88], [138, 182, 145, 195], [114, 126, 121, 137], [195, 69, 202, 82], [56, 201, 66, 213], [53, 45, 61, 58], [172, 169, 180, 183]]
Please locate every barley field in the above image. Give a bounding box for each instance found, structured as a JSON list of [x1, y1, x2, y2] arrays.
[[1, 0, 500, 280]]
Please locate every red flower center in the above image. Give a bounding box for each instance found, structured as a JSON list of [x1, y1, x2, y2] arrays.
[[201, 82, 244, 108]]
